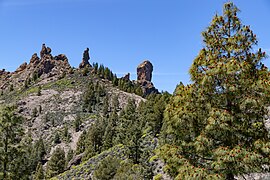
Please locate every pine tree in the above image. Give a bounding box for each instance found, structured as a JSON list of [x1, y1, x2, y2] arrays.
[[33, 137, 46, 165], [76, 130, 87, 154], [93, 155, 121, 180], [37, 85, 41, 96], [112, 95, 119, 111], [66, 148, 74, 165], [83, 117, 106, 160], [103, 110, 118, 150], [116, 99, 143, 164], [74, 114, 82, 132], [54, 132, 61, 144], [34, 162, 44, 180], [46, 147, 65, 178], [102, 95, 109, 117], [159, 2, 270, 179], [0, 105, 24, 179]]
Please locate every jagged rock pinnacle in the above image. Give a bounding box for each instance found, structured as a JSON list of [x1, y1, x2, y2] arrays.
[[79, 48, 91, 69], [40, 43, 52, 59], [137, 60, 153, 82]]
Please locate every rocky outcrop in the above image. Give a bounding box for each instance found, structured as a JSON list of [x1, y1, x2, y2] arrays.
[[79, 48, 91, 69], [66, 153, 85, 170], [54, 54, 68, 62], [33, 44, 71, 77], [136, 60, 158, 96], [15, 62, 27, 73], [135, 80, 159, 96], [40, 43, 52, 59], [0, 44, 72, 91], [30, 53, 40, 65], [122, 73, 130, 81], [137, 60, 153, 81], [0, 69, 9, 76]]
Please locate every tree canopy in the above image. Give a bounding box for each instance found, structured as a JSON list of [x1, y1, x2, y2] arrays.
[[159, 2, 270, 179]]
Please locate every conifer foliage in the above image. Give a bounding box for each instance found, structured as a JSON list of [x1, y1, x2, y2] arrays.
[[159, 2, 270, 179], [0, 105, 24, 179]]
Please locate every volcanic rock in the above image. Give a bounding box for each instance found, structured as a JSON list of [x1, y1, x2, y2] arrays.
[[54, 54, 68, 61], [40, 44, 52, 59], [137, 60, 153, 82], [122, 73, 130, 81], [30, 53, 40, 65], [15, 62, 27, 73], [79, 48, 91, 69], [0, 69, 6, 76], [136, 60, 159, 96]]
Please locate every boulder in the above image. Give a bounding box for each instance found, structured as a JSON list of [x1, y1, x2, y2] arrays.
[[66, 153, 85, 170], [79, 48, 91, 69], [137, 60, 153, 82]]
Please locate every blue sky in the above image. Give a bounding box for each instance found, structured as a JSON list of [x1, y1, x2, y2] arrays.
[[0, 0, 269, 93]]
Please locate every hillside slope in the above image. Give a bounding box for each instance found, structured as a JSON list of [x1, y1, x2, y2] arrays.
[[0, 44, 166, 179]]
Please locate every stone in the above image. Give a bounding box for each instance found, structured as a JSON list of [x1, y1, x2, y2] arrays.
[[79, 48, 91, 69], [54, 54, 68, 61], [122, 73, 130, 81], [40, 43, 52, 59], [42, 60, 55, 74], [30, 53, 40, 65], [136, 80, 159, 96], [137, 60, 153, 81], [0, 69, 6, 76], [66, 153, 85, 170], [136, 60, 159, 96], [15, 62, 27, 73]]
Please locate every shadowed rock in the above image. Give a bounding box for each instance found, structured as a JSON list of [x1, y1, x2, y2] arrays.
[[79, 48, 91, 69], [40, 43, 52, 59], [30, 53, 40, 65], [15, 62, 27, 73], [122, 73, 130, 81]]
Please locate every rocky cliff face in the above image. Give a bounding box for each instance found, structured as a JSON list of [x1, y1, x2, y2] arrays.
[[137, 60, 153, 82], [136, 60, 159, 96], [0, 44, 71, 91], [79, 48, 91, 69], [0, 46, 147, 179]]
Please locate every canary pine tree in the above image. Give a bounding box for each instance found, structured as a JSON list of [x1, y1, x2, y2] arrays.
[[159, 2, 270, 179]]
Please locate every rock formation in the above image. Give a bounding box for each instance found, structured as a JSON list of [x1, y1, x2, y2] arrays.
[[122, 73, 130, 81], [15, 62, 27, 73], [40, 43, 52, 59], [137, 60, 153, 82], [30, 53, 40, 65], [54, 54, 68, 61], [136, 60, 158, 96], [0, 69, 9, 76], [79, 48, 91, 69], [0, 44, 72, 91]]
